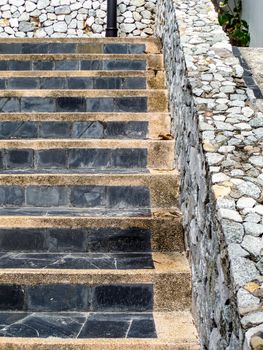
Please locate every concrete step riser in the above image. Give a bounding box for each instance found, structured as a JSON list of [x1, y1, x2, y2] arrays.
[[0, 216, 184, 253], [0, 113, 171, 139], [0, 53, 163, 72], [0, 274, 191, 313], [0, 173, 179, 209], [0, 139, 175, 170], [0, 96, 150, 113], [0, 183, 178, 212], [0, 71, 165, 90]]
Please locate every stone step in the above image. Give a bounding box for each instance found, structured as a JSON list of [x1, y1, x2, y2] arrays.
[[0, 227, 180, 254], [0, 37, 161, 55], [0, 139, 175, 170], [0, 311, 199, 349], [0, 71, 165, 90], [0, 90, 167, 113], [0, 186, 175, 211], [0, 212, 183, 253], [0, 171, 179, 209], [0, 112, 170, 140], [0, 253, 191, 312], [0, 54, 162, 71]]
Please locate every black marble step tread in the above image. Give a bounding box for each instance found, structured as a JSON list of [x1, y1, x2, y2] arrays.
[[0, 120, 148, 140], [0, 207, 151, 217], [0, 253, 154, 270], [0, 284, 153, 312], [0, 148, 148, 170], [0, 227, 152, 253], [0, 43, 146, 55], [0, 77, 146, 90], [0, 185, 150, 210], [0, 96, 148, 113], [0, 312, 156, 339], [0, 59, 146, 71]]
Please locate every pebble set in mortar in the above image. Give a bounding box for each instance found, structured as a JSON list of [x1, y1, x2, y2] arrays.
[[0, 0, 156, 37], [155, 0, 263, 349]]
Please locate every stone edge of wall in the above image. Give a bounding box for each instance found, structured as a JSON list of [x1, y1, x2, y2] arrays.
[[155, 0, 263, 349]]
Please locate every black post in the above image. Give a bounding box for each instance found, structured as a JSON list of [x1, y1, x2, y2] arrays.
[[106, 0, 118, 37]]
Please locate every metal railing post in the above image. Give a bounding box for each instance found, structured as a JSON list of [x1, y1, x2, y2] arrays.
[[106, 0, 118, 37]]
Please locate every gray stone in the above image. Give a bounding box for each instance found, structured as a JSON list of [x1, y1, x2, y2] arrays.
[[53, 22, 68, 32], [250, 156, 263, 167], [18, 21, 35, 32], [236, 181, 261, 199], [228, 243, 249, 259], [231, 257, 259, 288], [244, 222, 263, 237], [237, 288, 260, 315], [219, 209, 242, 222], [241, 311, 263, 329], [55, 6, 71, 14], [241, 235, 263, 257], [206, 153, 224, 166], [221, 219, 244, 243]]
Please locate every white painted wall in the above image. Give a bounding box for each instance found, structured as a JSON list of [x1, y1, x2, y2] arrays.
[[242, 0, 263, 47]]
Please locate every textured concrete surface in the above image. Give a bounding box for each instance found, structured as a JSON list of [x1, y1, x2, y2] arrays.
[[240, 48, 263, 97]]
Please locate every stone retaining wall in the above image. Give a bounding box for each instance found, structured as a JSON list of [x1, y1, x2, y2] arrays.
[[0, 0, 156, 37], [155, 0, 263, 349]]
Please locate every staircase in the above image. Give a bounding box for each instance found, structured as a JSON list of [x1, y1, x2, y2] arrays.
[[0, 38, 199, 349]]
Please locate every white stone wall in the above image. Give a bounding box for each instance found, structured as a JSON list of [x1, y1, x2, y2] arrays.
[[0, 0, 156, 37], [242, 0, 263, 47], [156, 0, 263, 349]]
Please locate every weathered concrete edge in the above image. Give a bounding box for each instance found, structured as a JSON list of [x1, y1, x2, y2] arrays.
[[155, 0, 263, 349]]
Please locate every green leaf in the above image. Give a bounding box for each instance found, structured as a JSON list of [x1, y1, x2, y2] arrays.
[[218, 13, 232, 25], [217, 0, 250, 47]]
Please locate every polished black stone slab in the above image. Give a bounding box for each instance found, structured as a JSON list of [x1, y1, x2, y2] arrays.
[[0, 227, 152, 253], [0, 77, 146, 90], [0, 60, 146, 71], [0, 312, 156, 338], [0, 207, 151, 217], [0, 96, 148, 113], [0, 168, 150, 174], [0, 185, 150, 209], [0, 43, 146, 55], [0, 253, 154, 269], [0, 148, 148, 170], [0, 284, 153, 312]]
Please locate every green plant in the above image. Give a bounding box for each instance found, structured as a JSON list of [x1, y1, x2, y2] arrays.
[[218, 0, 250, 47]]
